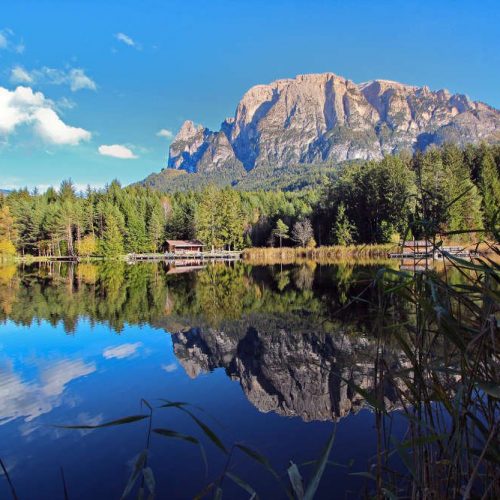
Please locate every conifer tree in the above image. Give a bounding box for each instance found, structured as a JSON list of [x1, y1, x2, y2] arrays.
[[273, 219, 289, 248], [479, 151, 500, 237], [332, 203, 355, 246], [100, 213, 124, 257]]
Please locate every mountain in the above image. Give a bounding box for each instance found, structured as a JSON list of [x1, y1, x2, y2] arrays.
[[0, 189, 11, 195], [172, 324, 408, 422], [141, 72, 500, 191]]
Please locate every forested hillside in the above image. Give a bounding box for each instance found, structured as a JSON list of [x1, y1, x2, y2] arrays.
[[1, 143, 499, 258], [140, 161, 343, 192]]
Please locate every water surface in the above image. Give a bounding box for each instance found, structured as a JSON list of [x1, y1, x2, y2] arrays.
[[0, 261, 415, 499]]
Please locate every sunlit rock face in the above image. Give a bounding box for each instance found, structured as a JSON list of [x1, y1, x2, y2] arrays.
[[167, 73, 500, 173], [172, 325, 407, 422]]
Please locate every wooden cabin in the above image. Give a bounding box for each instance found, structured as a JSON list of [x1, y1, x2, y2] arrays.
[[166, 240, 204, 254], [400, 240, 433, 254]]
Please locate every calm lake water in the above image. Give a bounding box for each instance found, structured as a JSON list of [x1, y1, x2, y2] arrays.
[[0, 260, 415, 499]]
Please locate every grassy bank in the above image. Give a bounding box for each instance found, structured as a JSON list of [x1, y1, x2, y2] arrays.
[[243, 244, 395, 265], [243, 241, 498, 265]]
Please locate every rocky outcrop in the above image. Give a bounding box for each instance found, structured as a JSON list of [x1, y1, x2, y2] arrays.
[[172, 325, 407, 422], [167, 120, 245, 175], [166, 73, 500, 174]]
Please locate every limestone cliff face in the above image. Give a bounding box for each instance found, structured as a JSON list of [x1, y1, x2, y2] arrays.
[[172, 325, 407, 422], [167, 73, 500, 173]]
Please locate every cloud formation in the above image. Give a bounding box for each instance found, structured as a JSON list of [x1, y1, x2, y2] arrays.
[[68, 69, 97, 91], [115, 32, 136, 47], [0, 358, 96, 425], [0, 29, 24, 53], [98, 144, 138, 159], [0, 85, 91, 145], [162, 363, 178, 373], [0, 32, 8, 49], [9, 66, 97, 92], [157, 128, 173, 139], [103, 342, 143, 359], [10, 65, 32, 84]]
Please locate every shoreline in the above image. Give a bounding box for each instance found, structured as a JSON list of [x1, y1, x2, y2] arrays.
[[4, 241, 495, 266]]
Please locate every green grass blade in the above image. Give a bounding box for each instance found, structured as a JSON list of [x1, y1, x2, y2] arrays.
[[225, 472, 258, 497], [56, 415, 149, 430], [121, 449, 147, 499], [287, 461, 304, 499], [303, 427, 336, 500], [235, 444, 280, 480], [142, 467, 155, 496]]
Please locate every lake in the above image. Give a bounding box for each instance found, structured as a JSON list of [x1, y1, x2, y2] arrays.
[[0, 260, 450, 498]]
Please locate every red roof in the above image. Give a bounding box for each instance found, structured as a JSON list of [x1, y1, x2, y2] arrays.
[[166, 240, 204, 247]]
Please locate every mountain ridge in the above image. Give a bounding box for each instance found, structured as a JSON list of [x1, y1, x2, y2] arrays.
[[141, 72, 500, 191]]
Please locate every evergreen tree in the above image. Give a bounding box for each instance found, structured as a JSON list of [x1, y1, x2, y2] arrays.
[[220, 189, 244, 250], [195, 185, 224, 249], [147, 200, 166, 251], [479, 151, 500, 237], [100, 213, 124, 257], [273, 219, 289, 248], [332, 203, 355, 245], [442, 145, 483, 239]]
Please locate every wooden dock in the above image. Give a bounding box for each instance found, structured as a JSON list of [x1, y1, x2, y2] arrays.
[[126, 251, 242, 262], [389, 246, 477, 260]]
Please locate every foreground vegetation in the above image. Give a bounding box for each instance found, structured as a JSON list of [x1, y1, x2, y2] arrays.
[[0, 143, 498, 260]]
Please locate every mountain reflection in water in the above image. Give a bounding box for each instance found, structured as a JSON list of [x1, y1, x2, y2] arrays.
[[0, 260, 464, 499], [0, 260, 425, 423]]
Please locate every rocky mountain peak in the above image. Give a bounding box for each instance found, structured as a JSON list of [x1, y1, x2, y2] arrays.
[[175, 120, 205, 142], [166, 72, 500, 175]]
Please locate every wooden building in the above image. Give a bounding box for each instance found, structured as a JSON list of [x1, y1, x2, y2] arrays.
[[400, 240, 433, 254], [166, 240, 204, 254]]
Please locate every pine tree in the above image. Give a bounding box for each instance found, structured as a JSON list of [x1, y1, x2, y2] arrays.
[[442, 145, 483, 240], [273, 219, 289, 248], [332, 203, 355, 246], [220, 189, 244, 250], [100, 213, 124, 257], [147, 200, 165, 251], [479, 151, 500, 237], [195, 185, 224, 250]]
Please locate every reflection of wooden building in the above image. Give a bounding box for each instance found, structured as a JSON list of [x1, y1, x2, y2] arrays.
[[167, 260, 206, 274], [166, 240, 204, 254]]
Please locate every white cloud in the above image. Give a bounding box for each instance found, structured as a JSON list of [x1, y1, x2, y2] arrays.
[[98, 144, 138, 159], [162, 363, 178, 373], [157, 128, 173, 139], [68, 69, 97, 91], [115, 32, 135, 46], [56, 96, 77, 110], [0, 29, 25, 53], [0, 85, 91, 145], [0, 358, 96, 425], [9, 66, 97, 92], [10, 65, 33, 84], [103, 342, 142, 359], [33, 107, 91, 145]]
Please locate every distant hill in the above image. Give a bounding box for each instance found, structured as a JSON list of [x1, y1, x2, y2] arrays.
[[139, 72, 500, 192], [0, 189, 11, 195]]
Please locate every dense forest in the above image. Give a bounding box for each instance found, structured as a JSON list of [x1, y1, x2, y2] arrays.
[[0, 143, 499, 258]]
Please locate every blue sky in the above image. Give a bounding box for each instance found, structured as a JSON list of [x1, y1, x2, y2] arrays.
[[0, 0, 498, 191]]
